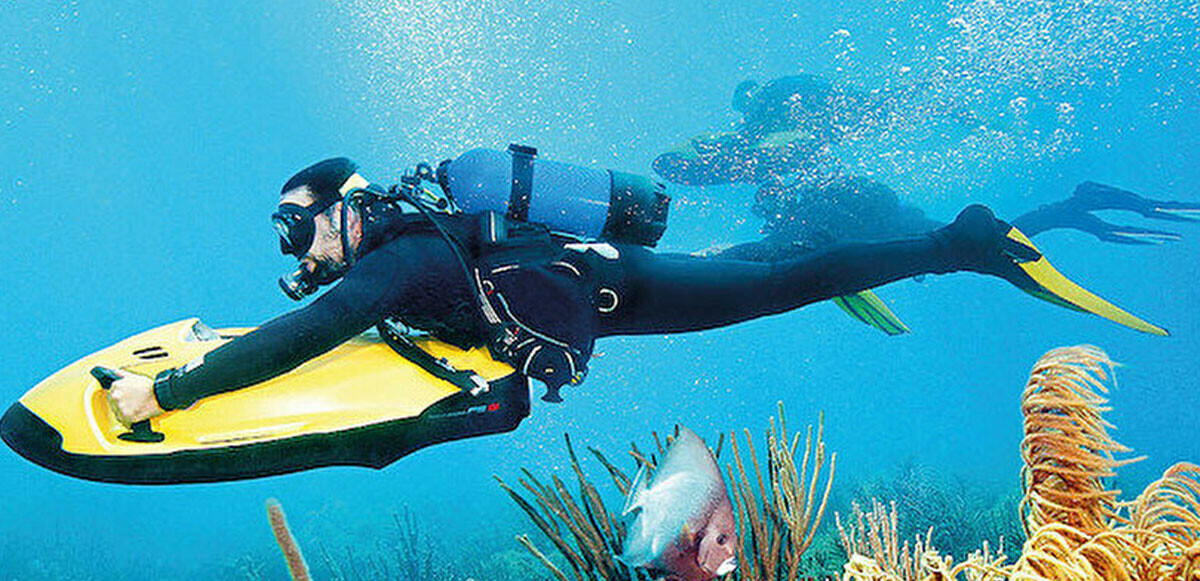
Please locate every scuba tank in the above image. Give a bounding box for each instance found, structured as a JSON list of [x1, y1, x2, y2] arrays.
[[436, 144, 671, 247]]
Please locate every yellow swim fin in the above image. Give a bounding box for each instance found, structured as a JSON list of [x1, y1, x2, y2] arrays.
[[834, 290, 911, 336], [1004, 227, 1168, 336]]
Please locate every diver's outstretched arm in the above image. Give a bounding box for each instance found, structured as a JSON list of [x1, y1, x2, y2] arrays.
[[1012, 181, 1200, 244]]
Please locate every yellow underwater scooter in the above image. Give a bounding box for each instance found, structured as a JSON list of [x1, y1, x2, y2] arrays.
[[0, 318, 529, 484]]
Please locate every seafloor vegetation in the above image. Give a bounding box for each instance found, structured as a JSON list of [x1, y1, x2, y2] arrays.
[[247, 344, 1200, 580]]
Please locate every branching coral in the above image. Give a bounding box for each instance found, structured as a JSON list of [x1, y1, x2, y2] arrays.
[[849, 461, 1026, 558], [499, 404, 835, 580], [729, 405, 837, 581], [841, 345, 1200, 581], [496, 433, 649, 581], [260, 500, 469, 581], [836, 498, 934, 581]]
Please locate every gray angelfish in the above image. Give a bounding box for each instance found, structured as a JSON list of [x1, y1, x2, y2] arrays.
[[618, 426, 737, 581]]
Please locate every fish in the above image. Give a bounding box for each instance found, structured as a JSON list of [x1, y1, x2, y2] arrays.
[[618, 426, 738, 581]]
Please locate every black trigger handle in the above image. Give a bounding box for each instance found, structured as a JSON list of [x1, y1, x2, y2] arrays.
[[90, 366, 121, 390]]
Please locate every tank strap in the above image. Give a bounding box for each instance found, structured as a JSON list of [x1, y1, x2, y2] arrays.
[[507, 143, 537, 222]]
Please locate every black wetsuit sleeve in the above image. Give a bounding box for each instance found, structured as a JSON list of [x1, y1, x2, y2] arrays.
[[153, 246, 411, 411]]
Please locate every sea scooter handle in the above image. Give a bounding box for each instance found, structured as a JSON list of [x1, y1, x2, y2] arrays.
[[90, 366, 166, 443]]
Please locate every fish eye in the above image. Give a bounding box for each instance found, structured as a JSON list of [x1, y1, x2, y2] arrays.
[[717, 534, 727, 545]]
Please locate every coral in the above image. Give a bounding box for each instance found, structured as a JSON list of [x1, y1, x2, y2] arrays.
[[267, 498, 311, 581], [314, 506, 467, 580], [261, 499, 471, 580], [728, 405, 836, 581], [847, 461, 1026, 559], [837, 498, 936, 581], [496, 433, 647, 581], [499, 345, 1200, 581], [499, 404, 836, 580], [840, 345, 1200, 581], [478, 548, 562, 580], [1018, 345, 1137, 537]]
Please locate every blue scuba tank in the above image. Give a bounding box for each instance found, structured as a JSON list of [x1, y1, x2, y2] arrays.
[[436, 144, 671, 246]]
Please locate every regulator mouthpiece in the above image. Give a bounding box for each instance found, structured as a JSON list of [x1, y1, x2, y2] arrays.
[[279, 267, 319, 301]]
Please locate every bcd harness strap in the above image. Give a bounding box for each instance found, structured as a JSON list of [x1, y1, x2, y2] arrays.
[[376, 319, 490, 396], [382, 178, 585, 403]]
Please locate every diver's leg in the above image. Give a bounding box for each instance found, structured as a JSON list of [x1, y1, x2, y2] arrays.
[[1012, 182, 1199, 244], [600, 204, 1165, 337], [598, 217, 978, 336]]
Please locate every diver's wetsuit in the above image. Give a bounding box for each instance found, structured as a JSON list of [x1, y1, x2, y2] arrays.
[[736, 75, 835, 138], [154, 213, 974, 411]]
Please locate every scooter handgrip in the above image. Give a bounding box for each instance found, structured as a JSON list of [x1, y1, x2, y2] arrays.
[[90, 366, 122, 390]]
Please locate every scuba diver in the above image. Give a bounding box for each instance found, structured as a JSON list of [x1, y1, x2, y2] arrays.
[[102, 149, 1167, 425], [732, 75, 847, 140]]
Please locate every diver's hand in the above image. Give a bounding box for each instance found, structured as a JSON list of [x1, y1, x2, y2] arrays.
[[107, 370, 165, 423]]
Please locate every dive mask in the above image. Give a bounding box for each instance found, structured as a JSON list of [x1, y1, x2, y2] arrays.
[[273, 196, 343, 300], [272, 202, 319, 258]]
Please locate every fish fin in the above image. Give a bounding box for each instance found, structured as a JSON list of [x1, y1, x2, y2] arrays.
[[680, 523, 695, 546], [650, 531, 667, 560], [716, 556, 738, 576], [622, 463, 650, 516]]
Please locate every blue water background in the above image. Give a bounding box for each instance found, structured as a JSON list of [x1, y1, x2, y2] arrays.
[[1, 1, 1197, 577]]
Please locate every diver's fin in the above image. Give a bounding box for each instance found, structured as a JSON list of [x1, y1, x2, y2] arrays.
[[1004, 227, 1169, 336], [833, 291, 911, 336]]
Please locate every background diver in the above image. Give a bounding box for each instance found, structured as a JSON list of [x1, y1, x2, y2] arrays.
[[654, 75, 1200, 287], [102, 154, 1167, 425], [652, 74, 876, 186]]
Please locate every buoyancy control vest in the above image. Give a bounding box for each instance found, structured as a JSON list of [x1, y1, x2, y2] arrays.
[[369, 149, 667, 403]]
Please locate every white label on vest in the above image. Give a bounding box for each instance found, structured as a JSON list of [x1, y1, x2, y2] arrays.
[[564, 242, 619, 260]]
